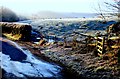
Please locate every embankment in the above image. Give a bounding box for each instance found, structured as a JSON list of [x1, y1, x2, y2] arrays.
[[0, 22, 32, 41]]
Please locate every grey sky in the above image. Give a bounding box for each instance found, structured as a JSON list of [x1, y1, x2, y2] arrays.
[[0, 0, 114, 14]]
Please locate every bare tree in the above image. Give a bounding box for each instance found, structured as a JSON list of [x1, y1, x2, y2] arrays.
[[104, 0, 120, 18], [94, 0, 120, 21], [98, 3, 107, 21]]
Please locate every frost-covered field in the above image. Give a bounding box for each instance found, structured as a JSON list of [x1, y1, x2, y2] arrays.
[[19, 18, 117, 41]]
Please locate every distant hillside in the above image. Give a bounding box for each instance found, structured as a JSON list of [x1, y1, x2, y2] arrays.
[[0, 7, 19, 22], [31, 11, 97, 19]]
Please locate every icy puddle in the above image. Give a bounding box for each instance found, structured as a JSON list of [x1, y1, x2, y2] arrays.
[[0, 38, 62, 79]]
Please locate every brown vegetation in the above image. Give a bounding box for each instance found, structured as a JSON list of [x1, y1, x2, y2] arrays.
[[0, 22, 32, 41]]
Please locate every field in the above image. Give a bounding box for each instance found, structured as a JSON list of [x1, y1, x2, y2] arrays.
[[1, 18, 120, 79]]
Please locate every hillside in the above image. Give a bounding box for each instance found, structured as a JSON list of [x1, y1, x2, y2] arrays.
[[0, 7, 19, 22]]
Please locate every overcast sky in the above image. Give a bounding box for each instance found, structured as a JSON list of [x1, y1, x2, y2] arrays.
[[0, 0, 115, 14]]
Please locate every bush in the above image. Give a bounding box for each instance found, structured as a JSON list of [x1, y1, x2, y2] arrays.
[[118, 49, 120, 63]]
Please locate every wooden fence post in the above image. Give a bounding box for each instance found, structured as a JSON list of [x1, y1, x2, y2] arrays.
[[96, 37, 105, 55]]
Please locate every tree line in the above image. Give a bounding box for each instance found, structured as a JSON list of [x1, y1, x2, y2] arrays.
[[0, 7, 19, 22]]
